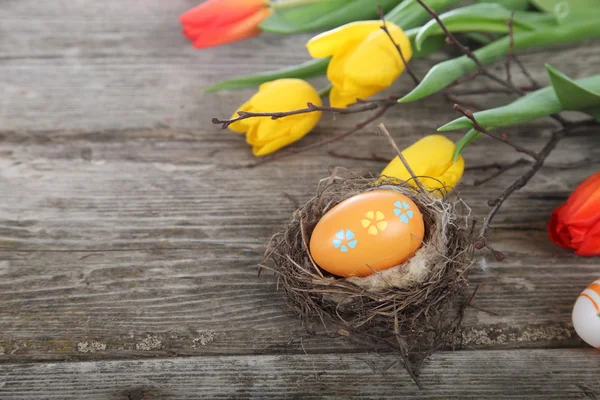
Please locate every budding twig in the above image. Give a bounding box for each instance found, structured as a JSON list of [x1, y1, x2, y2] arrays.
[[453, 104, 541, 160], [413, 0, 525, 96], [212, 102, 382, 129], [472, 159, 529, 186], [377, 5, 421, 85], [246, 103, 396, 168]]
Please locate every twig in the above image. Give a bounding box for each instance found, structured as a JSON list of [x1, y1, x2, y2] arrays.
[[445, 86, 537, 96], [453, 104, 540, 160], [472, 159, 529, 186], [513, 56, 540, 89], [413, 0, 525, 96], [377, 5, 420, 85], [447, 71, 480, 88], [466, 157, 596, 172], [478, 130, 562, 244], [328, 151, 390, 162], [505, 12, 515, 84], [212, 101, 381, 129], [476, 119, 598, 255], [465, 162, 507, 171], [444, 93, 483, 111], [377, 123, 427, 193], [246, 103, 395, 168]]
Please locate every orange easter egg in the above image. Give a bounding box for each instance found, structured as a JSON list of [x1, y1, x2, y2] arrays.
[[309, 190, 425, 277]]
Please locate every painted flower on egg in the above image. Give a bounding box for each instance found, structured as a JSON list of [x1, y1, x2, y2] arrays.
[[309, 190, 424, 277], [332, 229, 358, 253], [361, 211, 387, 236]]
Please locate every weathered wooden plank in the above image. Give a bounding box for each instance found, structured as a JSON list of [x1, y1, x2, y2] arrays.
[[0, 349, 599, 399], [0, 233, 596, 361], [1, 0, 599, 131], [1, 127, 598, 251], [1, 0, 599, 367], [1, 124, 598, 361]]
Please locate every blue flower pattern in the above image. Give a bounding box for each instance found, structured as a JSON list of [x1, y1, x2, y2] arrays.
[[332, 229, 358, 253], [393, 201, 414, 224]]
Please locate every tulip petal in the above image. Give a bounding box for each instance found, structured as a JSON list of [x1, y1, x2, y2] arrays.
[[228, 79, 322, 156], [380, 135, 464, 195], [253, 79, 323, 110], [180, 0, 266, 26], [558, 171, 600, 228], [191, 8, 271, 49], [330, 86, 376, 108], [548, 205, 572, 249], [576, 220, 600, 256], [342, 25, 412, 89], [306, 21, 383, 58]]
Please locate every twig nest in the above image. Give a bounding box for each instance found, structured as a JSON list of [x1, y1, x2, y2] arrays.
[[264, 175, 473, 376]]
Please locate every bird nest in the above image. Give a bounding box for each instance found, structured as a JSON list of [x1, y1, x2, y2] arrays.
[[262, 174, 474, 384]]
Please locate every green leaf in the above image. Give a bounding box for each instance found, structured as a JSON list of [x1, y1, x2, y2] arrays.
[[204, 58, 329, 92], [478, 0, 530, 11], [438, 73, 600, 132], [386, 0, 464, 29], [413, 35, 447, 58], [531, 0, 598, 13], [260, 0, 400, 34], [453, 129, 482, 162], [414, 4, 539, 51], [546, 64, 600, 110], [531, 0, 600, 23], [399, 19, 600, 103]]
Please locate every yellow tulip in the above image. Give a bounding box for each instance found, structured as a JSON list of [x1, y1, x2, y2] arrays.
[[380, 135, 465, 196], [306, 21, 412, 108], [229, 79, 322, 156]]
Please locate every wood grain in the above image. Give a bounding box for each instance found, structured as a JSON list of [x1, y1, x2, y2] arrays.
[[0, 349, 599, 399], [1, 0, 600, 397], [0, 127, 598, 361]]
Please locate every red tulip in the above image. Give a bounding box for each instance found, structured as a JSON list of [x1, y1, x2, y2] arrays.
[[548, 171, 600, 256], [180, 0, 271, 49]]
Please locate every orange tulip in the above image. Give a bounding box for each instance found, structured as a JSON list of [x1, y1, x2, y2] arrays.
[[180, 0, 271, 49], [548, 171, 600, 256]]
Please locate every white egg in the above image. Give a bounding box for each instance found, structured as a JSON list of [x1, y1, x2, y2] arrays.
[[572, 278, 600, 349]]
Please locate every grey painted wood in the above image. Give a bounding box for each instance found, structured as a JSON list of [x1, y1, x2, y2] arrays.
[[1, 0, 599, 131], [1, 0, 600, 396], [1, 126, 598, 360], [0, 349, 599, 399]]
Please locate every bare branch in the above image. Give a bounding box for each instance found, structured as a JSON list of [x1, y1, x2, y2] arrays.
[[377, 123, 427, 193], [246, 103, 395, 168], [212, 101, 383, 129], [377, 5, 420, 85], [472, 159, 529, 186], [453, 104, 540, 160]]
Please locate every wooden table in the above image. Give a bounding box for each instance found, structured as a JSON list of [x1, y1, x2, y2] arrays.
[[1, 1, 599, 398]]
